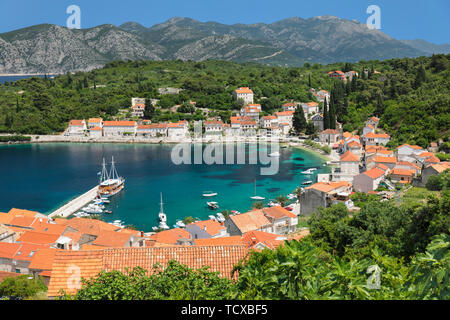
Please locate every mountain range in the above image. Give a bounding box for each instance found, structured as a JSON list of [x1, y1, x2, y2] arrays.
[[0, 16, 448, 74]]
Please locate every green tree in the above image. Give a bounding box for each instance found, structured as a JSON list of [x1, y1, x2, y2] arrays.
[[0, 275, 47, 299], [293, 106, 307, 135]]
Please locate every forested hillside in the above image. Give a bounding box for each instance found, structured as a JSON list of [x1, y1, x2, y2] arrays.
[[0, 54, 448, 147]]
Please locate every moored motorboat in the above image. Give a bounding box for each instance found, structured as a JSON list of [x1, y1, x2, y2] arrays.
[[207, 202, 219, 209], [202, 191, 218, 197], [216, 212, 225, 222]]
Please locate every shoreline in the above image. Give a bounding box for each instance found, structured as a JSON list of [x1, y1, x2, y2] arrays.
[[0, 73, 58, 76], [0, 134, 332, 162]]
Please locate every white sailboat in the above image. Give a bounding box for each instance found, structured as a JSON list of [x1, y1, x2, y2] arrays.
[[153, 193, 169, 231], [250, 180, 265, 200]]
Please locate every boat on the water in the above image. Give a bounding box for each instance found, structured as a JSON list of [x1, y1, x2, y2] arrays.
[[216, 212, 226, 222], [174, 220, 186, 228], [156, 193, 170, 230], [207, 201, 219, 209], [208, 215, 217, 220], [302, 180, 313, 185], [301, 168, 317, 174], [98, 157, 125, 198], [269, 151, 280, 157], [268, 200, 281, 207], [287, 193, 297, 200], [202, 191, 218, 197], [250, 180, 265, 200]]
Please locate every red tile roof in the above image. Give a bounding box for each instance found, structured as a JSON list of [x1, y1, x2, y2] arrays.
[[149, 228, 191, 245], [374, 156, 397, 164], [321, 129, 339, 134], [363, 167, 385, 179], [242, 231, 285, 249], [391, 168, 414, 176], [91, 230, 132, 248], [306, 181, 352, 193], [47, 245, 249, 296], [0, 271, 22, 281], [235, 87, 253, 94], [194, 236, 244, 246], [69, 120, 84, 126], [229, 210, 272, 234], [340, 150, 359, 162], [190, 220, 226, 237], [28, 248, 59, 271], [17, 231, 60, 246], [103, 121, 136, 127], [263, 206, 297, 219], [365, 132, 390, 139]]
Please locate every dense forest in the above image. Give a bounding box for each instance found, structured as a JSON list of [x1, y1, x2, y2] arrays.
[[0, 54, 449, 147]]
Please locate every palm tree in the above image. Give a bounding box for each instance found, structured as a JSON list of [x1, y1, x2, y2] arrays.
[[252, 201, 264, 210], [276, 195, 288, 207]]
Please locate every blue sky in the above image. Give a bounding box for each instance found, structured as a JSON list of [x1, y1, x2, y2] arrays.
[[0, 0, 449, 44]]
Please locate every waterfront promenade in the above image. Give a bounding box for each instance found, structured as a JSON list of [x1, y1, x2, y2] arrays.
[[48, 185, 99, 218]]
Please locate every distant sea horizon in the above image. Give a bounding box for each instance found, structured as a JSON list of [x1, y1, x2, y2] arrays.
[[0, 74, 58, 84]]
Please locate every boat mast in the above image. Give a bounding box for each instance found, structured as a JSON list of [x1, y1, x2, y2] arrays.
[[159, 192, 164, 214], [100, 158, 109, 182], [109, 156, 119, 180]]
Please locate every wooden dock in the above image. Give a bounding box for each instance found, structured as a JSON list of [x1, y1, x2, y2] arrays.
[[48, 185, 99, 218]]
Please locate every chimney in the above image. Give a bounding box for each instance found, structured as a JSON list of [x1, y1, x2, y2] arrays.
[[140, 231, 144, 237], [203, 226, 207, 232]]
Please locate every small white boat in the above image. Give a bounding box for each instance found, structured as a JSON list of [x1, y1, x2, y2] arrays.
[[268, 201, 280, 207], [269, 151, 280, 157], [301, 168, 315, 174], [208, 215, 217, 220], [250, 180, 265, 200], [202, 191, 218, 197], [207, 202, 219, 209], [287, 193, 297, 200], [302, 180, 313, 185], [216, 213, 226, 223], [230, 210, 240, 215], [175, 220, 185, 228]]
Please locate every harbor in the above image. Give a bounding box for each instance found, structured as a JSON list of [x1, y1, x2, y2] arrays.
[[48, 185, 99, 218]]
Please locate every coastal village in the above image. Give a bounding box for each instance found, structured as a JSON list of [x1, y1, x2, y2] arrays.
[[0, 69, 448, 299]]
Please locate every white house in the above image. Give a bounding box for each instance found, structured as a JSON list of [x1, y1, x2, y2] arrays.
[[89, 127, 103, 138], [87, 118, 103, 129], [102, 121, 137, 137], [240, 104, 261, 121], [260, 115, 278, 129], [363, 132, 391, 146], [301, 102, 319, 117], [68, 120, 87, 136], [332, 151, 360, 182], [353, 167, 386, 193], [275, 111, 294, 127], [396, 144, 424, 161], [233, 87, 254, 105], [131, 104, 145, 118], [167, 121, 189, 139]]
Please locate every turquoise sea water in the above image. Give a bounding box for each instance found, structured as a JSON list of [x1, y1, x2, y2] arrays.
[[0, 75, 56, 84], [0, 143, 329, 231]]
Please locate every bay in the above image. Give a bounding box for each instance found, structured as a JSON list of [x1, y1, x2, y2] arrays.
[[0, 143, 329, 231]]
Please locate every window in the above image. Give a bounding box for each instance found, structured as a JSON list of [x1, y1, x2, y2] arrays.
[[29, 251, 36, 257], [15, 269, 20, 273]]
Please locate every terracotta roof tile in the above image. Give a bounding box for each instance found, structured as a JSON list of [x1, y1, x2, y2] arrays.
[[194, 236, 244, 246], [47, 246, 249, 297], [229, 210, 272, 234], [190, 220, 226, 237], [391, 168, 414, 176], [149, 228, 191, 245], [374, 156, 397, 164], [17, 231, 60, 246], [28, 248, 59, 271], [340, 151, 359, 162], [91, 230, 132, 248], [263, 206, 297, 219], [363, 167, 385, 179]]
